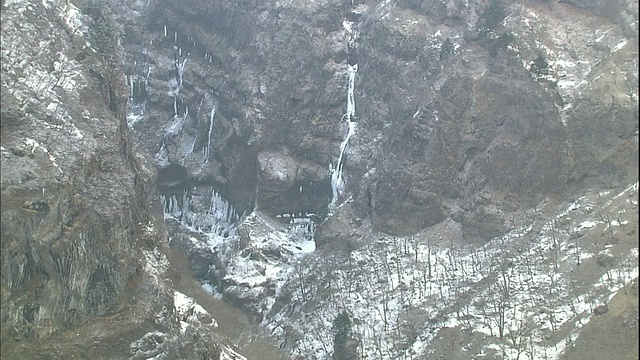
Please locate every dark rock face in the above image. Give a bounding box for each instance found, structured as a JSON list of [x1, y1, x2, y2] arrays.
[[593, 304, 609, 316], [1, 12, 146, 341], [0, 1, 240, 358], [256, 148, 332, 216], [126, 0, 350, 220], [122, 0, 637, 245]]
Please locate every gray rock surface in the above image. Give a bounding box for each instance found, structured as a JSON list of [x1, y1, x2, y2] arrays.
[[1, 0, 637, 358]]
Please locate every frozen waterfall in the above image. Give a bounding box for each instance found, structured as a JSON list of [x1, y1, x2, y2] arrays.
[[329, 15, 359, 213], [204, 107, 215, 162], [161, 188, 240, 246]]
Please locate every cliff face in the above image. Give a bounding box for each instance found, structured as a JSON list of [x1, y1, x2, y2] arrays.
[[1, 1, 259, 359], [1, 0, 637, 359], [2, 0, 140, 338], [119, 0, 637, 358], [124, 0, 637, 242]]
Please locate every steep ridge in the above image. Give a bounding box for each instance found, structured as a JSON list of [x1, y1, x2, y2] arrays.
[[1, 0, 276, 358]]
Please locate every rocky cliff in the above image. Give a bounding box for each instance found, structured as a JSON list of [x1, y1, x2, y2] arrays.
[[1, 0, 275, 359], [1, 0, 637, 359], [124, 0, 637, 241]]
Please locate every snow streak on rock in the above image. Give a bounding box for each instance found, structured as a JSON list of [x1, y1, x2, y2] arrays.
[[220, 346, 248, 360], [1, 0, 90, 176], [174, 290, 218, 333]]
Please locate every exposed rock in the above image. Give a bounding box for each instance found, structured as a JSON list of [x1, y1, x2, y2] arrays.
[[256, 148, 331, 215], [0, 0, 255, 358], [593, 305, 609, 316]]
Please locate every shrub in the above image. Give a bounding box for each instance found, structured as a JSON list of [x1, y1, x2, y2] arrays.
[[489, 31, 515, 56], [439, 38, 455, 61], [86, 1, 118, 58], [530, 54, 549, 76], [481, 0, 507, 30], [332, 310, 358, 359]]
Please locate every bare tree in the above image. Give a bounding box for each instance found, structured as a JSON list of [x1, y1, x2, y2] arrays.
[[293, 261, 308, 301], [508, 318, 533, 360], [550, 219, 560, 272]]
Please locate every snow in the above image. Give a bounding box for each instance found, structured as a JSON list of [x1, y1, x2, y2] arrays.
[[23, 138, 63, 172], [613, 39, 629, 52], [173, 290, 218, 332], [127, 113, 144, 127], [260, 182, 639, 360], [112, 1, 639, 358], [63, 2, 85, 33], [575, 220, 599, 230], [200, 282, 223, 299], [1, 0, 94, 178], [161, 182, 317, 320], [220, 345, 248, 360], [143, 248, 170, 288], [342, 20, 353, 33], [223, 211, 316, 296]]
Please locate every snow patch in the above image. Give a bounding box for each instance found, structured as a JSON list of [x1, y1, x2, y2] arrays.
[[613, 39, 629, 52], [267, 182, 639, 359], [173, 291, 218, 332], [220, 345, 248, 360]]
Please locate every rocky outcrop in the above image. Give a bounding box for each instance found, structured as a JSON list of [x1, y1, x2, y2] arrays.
[[124, 0, 352, 220], [1, 0, 143, 343], [0, 1, 253, 358], [256, 148, 331, 216], [123, 0, 637, 245]]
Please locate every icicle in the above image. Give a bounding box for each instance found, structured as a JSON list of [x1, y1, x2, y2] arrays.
[[181, 190, 189, 222], [129, 75, 134, 99], [176, 57, 188, 87], [174, 31, 178, 43], [205, 107, 215, 162], [164, 25, 167, 37], [173, 96, 178, 116], [189, 137, 197, 154]]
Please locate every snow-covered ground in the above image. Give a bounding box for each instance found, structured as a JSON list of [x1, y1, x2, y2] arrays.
[[262, 182, 638, 359], [174, 290, 218, 332]]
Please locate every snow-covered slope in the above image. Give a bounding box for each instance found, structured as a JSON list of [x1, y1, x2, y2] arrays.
[[266, 182, 638, 359]]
